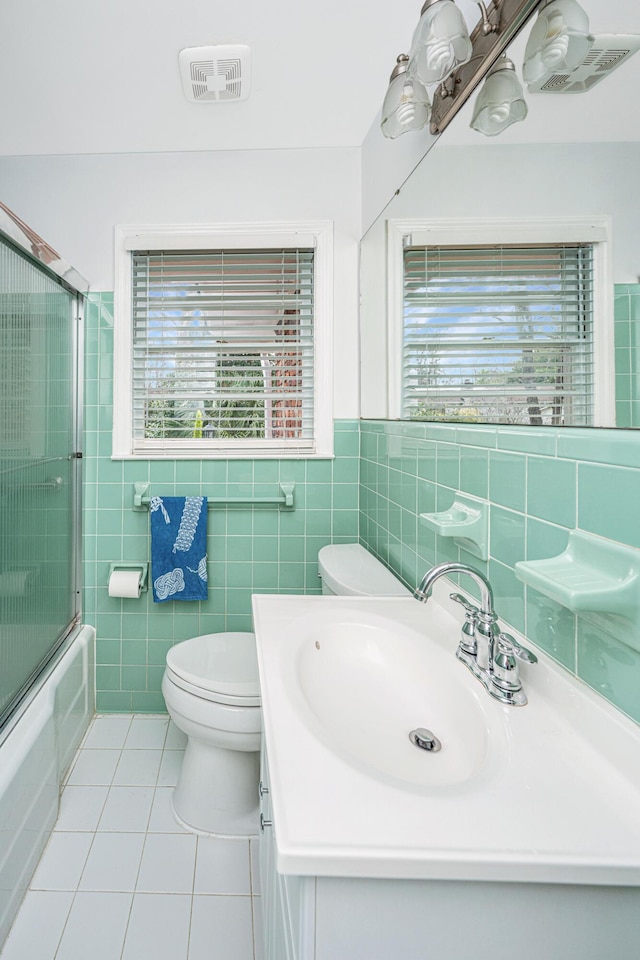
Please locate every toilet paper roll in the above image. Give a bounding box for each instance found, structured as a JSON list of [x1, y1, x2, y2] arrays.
[[108, 569, 142, 599]]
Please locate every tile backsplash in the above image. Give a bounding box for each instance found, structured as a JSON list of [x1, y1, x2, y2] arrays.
[[359, 419, 640, 725], [614, 283, 640, 428]]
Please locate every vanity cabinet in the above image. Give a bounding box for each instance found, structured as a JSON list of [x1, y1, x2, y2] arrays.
[[259, 742, 640, 960], [254, 594, 640, 960], [259, 749, 313, 960]]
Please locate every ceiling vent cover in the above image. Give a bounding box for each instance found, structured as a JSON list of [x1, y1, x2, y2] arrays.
[[179, 44, 251, 103], [528, 34, 640, 94]]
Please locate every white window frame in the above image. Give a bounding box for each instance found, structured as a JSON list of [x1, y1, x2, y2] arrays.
[[113, 221, 334, 459], [387, 216, 614, 427]]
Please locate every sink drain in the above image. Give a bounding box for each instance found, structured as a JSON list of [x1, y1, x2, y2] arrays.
[[409, 728, 442, 752]]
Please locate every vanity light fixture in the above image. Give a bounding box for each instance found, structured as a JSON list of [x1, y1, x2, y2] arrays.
[[381, 0, 541, 137], [470, 55, 527, 135], [380, 55, 431, 139], [429, 0, 542, 135], [522, 0, 594, 86], [408, 0, 473, 86]]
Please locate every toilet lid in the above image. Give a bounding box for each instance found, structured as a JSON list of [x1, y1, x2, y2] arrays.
[[166, 632, 260, 701]]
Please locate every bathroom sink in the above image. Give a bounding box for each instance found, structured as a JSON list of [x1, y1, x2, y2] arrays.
[[253, 593, 640, 885], [286, 610, 507, 790]]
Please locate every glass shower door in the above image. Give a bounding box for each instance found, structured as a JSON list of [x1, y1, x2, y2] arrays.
[[0, 236, 81, 727]]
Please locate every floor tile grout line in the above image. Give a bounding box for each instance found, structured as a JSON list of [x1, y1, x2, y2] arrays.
[[249, 892, 259, 960], [71, 718, 123, 894], [247, 837, 256, 960], [186, 893, 195, 960], [193, 835, 200, 896], [72, 771, 120, 895], [118, 888, 137, 960], [138, 724, 169, 833], [123, 714, 171, 753], [249, 838, 260, 897], [67, 731, 113, 832], [49, 716, 110, 960], [130, 736, 173, 898], [247, 840, 257, 900], [186, 836, 199, 960], [131, 827, 150, 898], [83, 714, 134, 752], [52, 888, 82, 960]]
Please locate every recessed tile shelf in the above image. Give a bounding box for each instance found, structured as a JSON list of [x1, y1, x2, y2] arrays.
[[419, 492, 489, 561], [515, 531, 640, 653]]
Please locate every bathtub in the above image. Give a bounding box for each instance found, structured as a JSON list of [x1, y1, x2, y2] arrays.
[[0, 624, 95, 945]]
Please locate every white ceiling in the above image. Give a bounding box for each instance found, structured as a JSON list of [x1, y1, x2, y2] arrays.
[[0, 1, 638, 158], [0, 0, 421, 157]]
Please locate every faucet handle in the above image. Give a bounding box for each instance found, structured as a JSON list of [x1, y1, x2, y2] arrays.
[[450, 593, 479, 657], [490, 633, 537, 705], [497, 633, 538, 664], [449, 592, 479, 617]]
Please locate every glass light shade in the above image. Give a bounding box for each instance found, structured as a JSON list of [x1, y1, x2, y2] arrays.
[[408, 0, 473, 86], [381, 63, 431, 139], [523, 0, 594, 85], [470, 59, 528, 137]]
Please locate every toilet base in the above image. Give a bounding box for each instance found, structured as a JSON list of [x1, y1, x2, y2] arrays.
[[171, 737, 260, 837], [170, 795, 259, 839]]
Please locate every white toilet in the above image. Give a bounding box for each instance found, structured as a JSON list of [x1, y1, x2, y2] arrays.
[[162, 631, 261, 837], [162, 545, 407, 837], [318, 543, 410, 597]]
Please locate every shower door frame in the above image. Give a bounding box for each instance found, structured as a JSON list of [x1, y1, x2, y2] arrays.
[[0, 210, 88, 740]]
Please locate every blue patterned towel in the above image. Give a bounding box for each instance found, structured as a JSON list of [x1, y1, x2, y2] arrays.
[[150, 496, 208, 603]]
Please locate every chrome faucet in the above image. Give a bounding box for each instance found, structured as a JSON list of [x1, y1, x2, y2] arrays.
[[414, 562, 537, 706]]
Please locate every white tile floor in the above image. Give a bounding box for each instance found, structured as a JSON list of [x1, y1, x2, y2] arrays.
[[0, 715, 263, 960]]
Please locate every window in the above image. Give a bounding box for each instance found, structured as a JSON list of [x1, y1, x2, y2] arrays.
[[388, 218, 613, 427], [113, 223, 333, 458]]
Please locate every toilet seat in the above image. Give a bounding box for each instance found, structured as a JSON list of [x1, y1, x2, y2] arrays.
[[165, 632, 260, 707]]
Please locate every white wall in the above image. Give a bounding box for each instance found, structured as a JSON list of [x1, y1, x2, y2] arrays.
[[369, 141, 640, 281], [360, 111, 440, 237], [0, 147, 361, 417]]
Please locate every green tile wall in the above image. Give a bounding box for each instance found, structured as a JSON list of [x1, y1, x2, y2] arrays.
[[85, 286, 640, 725], [359, 419, 640, 726], [83, 294, 359, 712], [614, 283, 640, 428]]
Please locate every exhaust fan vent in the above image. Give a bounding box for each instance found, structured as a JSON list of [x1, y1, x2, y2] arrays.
[[179, 44, 251, 103], [528, 34, 640, 94]]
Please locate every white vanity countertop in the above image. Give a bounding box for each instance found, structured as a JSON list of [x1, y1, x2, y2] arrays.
[[252, 592, 640, 885]]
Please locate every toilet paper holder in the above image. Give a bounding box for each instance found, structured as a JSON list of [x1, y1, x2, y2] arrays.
[[108, 563, 149, 593]]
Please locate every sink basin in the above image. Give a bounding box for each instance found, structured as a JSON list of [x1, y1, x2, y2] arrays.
[[286, 608, 507, 791], [253, 593, 640, 885]]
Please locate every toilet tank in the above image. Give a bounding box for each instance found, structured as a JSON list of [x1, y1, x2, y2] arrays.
[[317, 544, 410, 596]]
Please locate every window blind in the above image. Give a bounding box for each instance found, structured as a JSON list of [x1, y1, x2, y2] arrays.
[[402, 244, 595, 426], [131, 248, 315, 451]]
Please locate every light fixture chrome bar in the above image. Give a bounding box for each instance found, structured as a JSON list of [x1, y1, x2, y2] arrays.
[[430, 0, 545, 134]]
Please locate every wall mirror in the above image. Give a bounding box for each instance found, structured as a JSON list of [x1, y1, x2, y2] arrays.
[[360, 0, 640, 428]]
